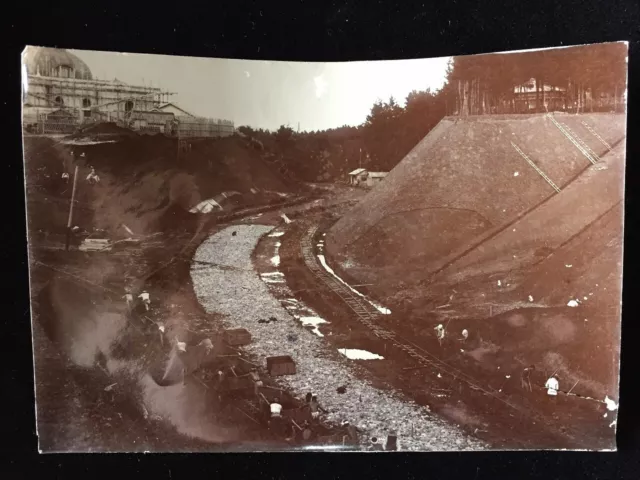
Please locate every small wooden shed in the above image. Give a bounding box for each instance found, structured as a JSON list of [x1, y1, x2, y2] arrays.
[[223, 328, 252, 346], [266, 355, 296, 376]]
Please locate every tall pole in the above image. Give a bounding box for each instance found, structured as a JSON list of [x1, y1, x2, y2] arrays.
[[65, 165, 79, 251]]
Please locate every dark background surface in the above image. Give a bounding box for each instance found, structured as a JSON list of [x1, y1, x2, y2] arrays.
[[4, 0, 640, 477]]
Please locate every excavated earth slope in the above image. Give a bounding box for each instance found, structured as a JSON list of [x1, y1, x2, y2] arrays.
[[325, 113, 626, 290], [23, 132, 293, 237]]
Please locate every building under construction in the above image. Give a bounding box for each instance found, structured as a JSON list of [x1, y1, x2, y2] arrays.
[[22, 47, 235, 138]]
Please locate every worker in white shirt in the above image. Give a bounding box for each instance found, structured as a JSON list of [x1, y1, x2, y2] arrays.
[[138, 290, 151, 311], [545, 375, 559, 397], [461, 329, 469, 342], [156, 322, 165, 345], [61, 172, 70, 184], [270, 397, 283, 418], [434, 324, 445, 345]]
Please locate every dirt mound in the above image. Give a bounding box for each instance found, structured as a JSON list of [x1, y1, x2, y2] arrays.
[[23, 134, 293, 238], [72, 122, 139, 139], [325, 113, 626, 289]]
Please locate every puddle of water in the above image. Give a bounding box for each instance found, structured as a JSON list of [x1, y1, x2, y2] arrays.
[[262, 277, 285, 284], [299, 316, 328, 337], [338, 348, 384, 360]]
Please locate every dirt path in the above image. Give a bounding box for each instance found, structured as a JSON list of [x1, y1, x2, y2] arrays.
[[274, 215, 613, 450]]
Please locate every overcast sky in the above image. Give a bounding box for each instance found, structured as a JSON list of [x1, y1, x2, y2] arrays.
[[71, 49, 450, 131]]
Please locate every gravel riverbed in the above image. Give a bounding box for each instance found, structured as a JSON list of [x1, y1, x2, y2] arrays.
[[191, 224, 484, 451]]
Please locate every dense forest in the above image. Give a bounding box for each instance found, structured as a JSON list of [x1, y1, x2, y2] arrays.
[[238, 43, 627, 182]]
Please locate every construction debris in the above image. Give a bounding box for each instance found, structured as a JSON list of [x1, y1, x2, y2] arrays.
[[267, 355, 297, 376], [224, 328, 252, 346]]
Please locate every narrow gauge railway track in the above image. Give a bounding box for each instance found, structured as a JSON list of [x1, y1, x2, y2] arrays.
[[299, 223, 593, 438]]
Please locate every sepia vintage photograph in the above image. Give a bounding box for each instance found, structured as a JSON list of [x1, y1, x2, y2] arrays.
[[21, 42, 627, 452]]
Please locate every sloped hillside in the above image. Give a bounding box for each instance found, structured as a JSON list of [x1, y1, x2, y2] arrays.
[[23, 128, 295, 238], [325, 113, 626, 289], [433, 142, 625, 284]]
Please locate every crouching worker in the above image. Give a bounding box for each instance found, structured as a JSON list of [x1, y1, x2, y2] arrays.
[[270, 397, 283, 418], [309, 395, 326, 420], [269, 397, 285, 435]]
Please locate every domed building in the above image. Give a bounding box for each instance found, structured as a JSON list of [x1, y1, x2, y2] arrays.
[[23, 47, 94, 80], [22, 46, 172, 133], [22, 46, 235, 137]]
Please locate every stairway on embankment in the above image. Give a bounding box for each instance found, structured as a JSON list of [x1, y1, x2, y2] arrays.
[[324, 113, 626, 294]]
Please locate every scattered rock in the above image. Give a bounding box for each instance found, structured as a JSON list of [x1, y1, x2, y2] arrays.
[[337, 386, 347, 394], [191, 225, 483, 451]]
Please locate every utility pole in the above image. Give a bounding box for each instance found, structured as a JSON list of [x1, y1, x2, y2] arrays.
[[359, 148, 362, 168], [65, 165, 79, 251]]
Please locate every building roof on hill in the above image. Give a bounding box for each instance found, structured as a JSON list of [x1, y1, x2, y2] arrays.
[[349, 168, 367, 175], [154, 103, 195, 117]]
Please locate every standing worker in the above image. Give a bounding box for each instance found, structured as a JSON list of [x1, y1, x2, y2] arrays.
[[434, 324, 446, 345], [545, 375, 559, 397], [521, 365, 535, 391], [250, 369, 263, 397], [138, 290, 151, 311], [123, 289, 134, 313]]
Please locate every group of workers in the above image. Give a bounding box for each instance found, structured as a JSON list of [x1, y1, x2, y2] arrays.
[[433, 323, 562, 398], [123, 288, 151, 313], [269, 392, 324, 421], [266, 391, 330, 442], [60, 151, 101, 185], [434, 324, 468, 345]]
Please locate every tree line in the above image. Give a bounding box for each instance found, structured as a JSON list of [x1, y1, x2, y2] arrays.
[[442, 42, 627, 116], [238, 43, 627, 181]]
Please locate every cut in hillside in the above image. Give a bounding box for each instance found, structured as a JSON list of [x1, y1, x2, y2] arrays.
[[325, 113, 626, 290], [433, 141, 625, 284], [389, 197, 623, 404], [23, 132, 294, 238]]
